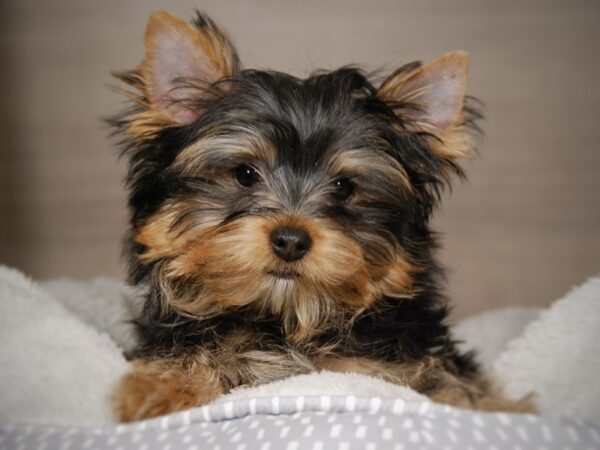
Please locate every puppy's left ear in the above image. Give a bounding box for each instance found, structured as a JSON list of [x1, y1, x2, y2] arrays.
[[378, 51, 475, 164]]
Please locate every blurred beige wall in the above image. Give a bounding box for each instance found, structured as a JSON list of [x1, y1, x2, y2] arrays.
[[0, 0, 599, 318]]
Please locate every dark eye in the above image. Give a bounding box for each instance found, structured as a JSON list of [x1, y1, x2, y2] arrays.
[[234, 164, 261, 187], [333, 177, 355, 201]]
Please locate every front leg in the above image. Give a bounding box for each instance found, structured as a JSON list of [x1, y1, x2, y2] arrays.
[[114, 353, 224, 422], [320, 355, 536, 413], [115, 346, 315, 422]]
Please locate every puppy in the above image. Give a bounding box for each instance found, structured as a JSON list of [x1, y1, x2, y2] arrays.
[[109, 10, 533, 421]]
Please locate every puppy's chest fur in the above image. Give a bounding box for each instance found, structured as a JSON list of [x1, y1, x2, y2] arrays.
[[133, 287, 464, 369], [110, 10, 535, 422]]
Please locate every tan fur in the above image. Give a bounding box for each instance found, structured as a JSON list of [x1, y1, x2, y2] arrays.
[[115, 331, 317, 421], [366, 253, 418, 301], [115, 355, 224, 422], [164, 213, 369, 337], [144, 11, 238, 82], [417, 120, 473, 164], [319, 355, 536, 413], [116, 347, 534, 421], [135, 204, 417, 342], [174, 126, 279, 176], [325, 144, 413, 193], [115, 10, 239, 139], [125, 109, 175, 140], [379, 52, 467, 108], [135, 202, 211, 263], [378, 51, 474, 165]]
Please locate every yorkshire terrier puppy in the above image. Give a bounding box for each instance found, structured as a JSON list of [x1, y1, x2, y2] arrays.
[[110, 10, 533, 421]]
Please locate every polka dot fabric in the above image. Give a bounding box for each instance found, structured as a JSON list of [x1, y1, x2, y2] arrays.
[[1, 396, 599, 449]]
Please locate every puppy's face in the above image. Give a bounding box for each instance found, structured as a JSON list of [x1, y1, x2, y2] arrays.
[[114, 11, 476, 340]]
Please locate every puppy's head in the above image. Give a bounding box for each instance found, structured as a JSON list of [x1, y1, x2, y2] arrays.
[[112, 11, 479, 341]]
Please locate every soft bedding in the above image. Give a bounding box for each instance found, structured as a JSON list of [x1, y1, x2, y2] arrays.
[[0, 265, 599, 449], [2, 395, 599, 450]]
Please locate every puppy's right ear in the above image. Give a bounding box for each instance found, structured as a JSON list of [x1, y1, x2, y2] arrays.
[[116, 10, 239, 134]]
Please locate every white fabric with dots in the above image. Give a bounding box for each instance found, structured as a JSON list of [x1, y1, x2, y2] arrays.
[[1, 395, 599, 450]]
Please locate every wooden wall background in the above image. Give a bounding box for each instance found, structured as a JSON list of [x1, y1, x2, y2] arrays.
[[0, 0, 598, 318]]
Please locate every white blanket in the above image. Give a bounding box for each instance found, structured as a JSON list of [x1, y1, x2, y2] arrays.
[[0, 265, 598, 426]]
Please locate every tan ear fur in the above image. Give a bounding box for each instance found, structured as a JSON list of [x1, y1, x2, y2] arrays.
[[379, 51, 473, 162], [114, 10, 239, 137]]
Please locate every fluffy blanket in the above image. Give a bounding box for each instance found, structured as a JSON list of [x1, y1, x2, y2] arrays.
[[0, 265, 599, 427]]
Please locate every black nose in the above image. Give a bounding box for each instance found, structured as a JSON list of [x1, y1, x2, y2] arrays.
[[270, 226, 312, 262]]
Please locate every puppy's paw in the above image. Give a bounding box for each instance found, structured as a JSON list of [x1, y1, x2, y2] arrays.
[[114, 358, 223, 422]]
